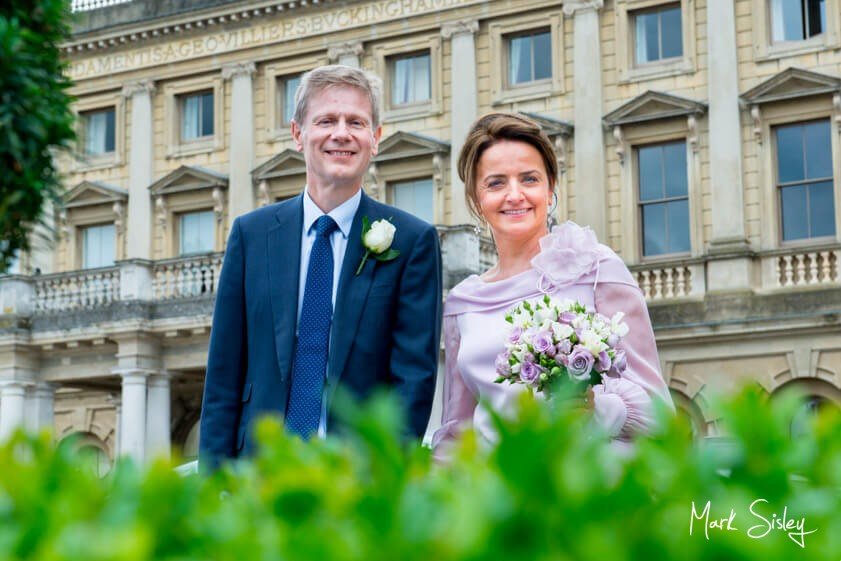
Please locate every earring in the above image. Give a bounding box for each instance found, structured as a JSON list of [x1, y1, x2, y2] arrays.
[[474, 216, 486, 236]]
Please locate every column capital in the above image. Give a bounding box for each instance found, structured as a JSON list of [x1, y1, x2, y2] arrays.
[[221, 61, 256, 81], [327, 41, 364, 63], [121, 79, 155, 98], [562, 0, 604, 16], [440, 19, 479, 39]]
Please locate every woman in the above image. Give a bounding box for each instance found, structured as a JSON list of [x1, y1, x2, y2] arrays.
[[431, 113, 674, 459]]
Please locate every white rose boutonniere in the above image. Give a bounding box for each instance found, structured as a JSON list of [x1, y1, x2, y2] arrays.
[[356, 216, 400, 275]]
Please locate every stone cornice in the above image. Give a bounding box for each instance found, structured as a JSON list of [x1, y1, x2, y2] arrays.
[[64, 0, 337, 55], [440, 19, 478, 39], [562, 0, 604, 16], [221, 61, 257, 80]]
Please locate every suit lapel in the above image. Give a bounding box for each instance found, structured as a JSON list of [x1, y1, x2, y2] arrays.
[[267, 195, 303, 382], [328, 192, 378, 391]]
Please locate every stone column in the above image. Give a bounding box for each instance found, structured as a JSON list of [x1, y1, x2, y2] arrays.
[[564, 0, 607, 239], [145, 372, 171, 461], [706, 0, 752, 291], [0, 382, 26, 441], [442, 20, 479, 226], [327, 41, 364, 68], [119, 371, 147, 463], [24, 382, 55, 434], [122, 80, 155, 260], [222, 62, 256, 227]]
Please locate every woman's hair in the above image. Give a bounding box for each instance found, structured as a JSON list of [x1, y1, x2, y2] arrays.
[[293, 65, 383, 129], [457, 112, 558, 220]]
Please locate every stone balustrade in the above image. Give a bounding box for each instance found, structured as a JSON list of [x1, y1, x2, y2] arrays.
[[153, 253, 224, 300], [630, 261, 706, 301], [33, 266, 121, 312], [761, 246, 841, 289]]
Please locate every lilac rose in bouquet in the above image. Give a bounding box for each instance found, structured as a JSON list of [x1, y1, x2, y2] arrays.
[[494, 294, 630, 394]]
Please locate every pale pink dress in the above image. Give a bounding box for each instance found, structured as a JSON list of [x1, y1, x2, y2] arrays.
[[431, 222, 674, 459]]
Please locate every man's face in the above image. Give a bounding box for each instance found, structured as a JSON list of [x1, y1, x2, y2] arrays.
[[291, 85, 382, 192]]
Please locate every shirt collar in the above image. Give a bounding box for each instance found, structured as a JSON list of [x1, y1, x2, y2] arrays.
[[302, 187, 362, 239]]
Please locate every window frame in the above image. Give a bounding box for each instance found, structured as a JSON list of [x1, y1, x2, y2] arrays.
[[163, 75, 225, 158], [178, 90, 215, 143], [630, 2, 684, 67], [488, 12, 564, 105], [79, 222, 117, 270], [264, 54, 329, 142], [772, 119, 837, 245], [373, 34, 443, 123], [752, 0, 840, 60], [504, 28, 553, 88], [387, 50, 433, 109], [635, 139, 693, 259], [387, 176, 436, 224], [71, 92, 125, 171], [79, 107, 117, 157], [614, 0, 696, 84], [177, 209, 217, 257]]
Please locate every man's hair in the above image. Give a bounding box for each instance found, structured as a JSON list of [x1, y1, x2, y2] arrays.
[[457, 112, 559, 221], [293, 65, 383, 129]]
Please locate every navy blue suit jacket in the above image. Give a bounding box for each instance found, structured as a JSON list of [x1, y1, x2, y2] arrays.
[[199, 191, 442, 469]]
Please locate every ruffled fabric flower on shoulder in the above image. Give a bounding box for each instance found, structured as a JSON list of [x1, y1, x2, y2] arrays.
[[530, 221, 609, 287]]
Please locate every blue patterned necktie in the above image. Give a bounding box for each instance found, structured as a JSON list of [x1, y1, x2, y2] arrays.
[[286, 215, 339, 439]]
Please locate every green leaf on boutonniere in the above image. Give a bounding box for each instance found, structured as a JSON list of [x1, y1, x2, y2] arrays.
[[374, 249, 400, 262]]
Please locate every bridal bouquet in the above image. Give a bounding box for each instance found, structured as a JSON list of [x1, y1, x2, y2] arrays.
[[494, 295, 629, 394]]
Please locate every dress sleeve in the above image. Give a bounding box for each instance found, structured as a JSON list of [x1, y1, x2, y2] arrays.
[[431, 315, 477, 462], [593, 282, 675, 438]]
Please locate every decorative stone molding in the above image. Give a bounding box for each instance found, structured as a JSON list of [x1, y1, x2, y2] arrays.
[[113, 201, 125, 236], [121, 79, 155, 98], [432, 154, 444, 192], [327, 41, 364, 63], [613, 126, 626, 166], [212, 187, 225, 223], [741, 67, 841, 106], [221, 61, 256, 80], [750, 105, 762, 145], [364, 164, 380, 199], [257, 180, 271, 208], [155, 196, 168, 230], [687, 115, 699, 154], [440, 19, 479, 39], [603, 90, 708, 128], [834, 94, 841, 132], [521, 113, 574, 175], [562, 0, 604, 16]]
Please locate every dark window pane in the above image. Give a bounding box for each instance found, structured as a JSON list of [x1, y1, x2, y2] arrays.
[[104, 109, 115, 152], [776, 124, 805, 183], [638, 145, 664, 201], [201, 92, 214, 136], [644, 12, 660, 60], [533, 32, 552, 80], [809, 181, 836, 237], [807, 0, 824, 35], [666, 199, 691, 253], [804, 121, 832, 179], [660, 7, 683, 59], [663, 141, 688, 198], [781, 184, 809, 240], [642, 203, 667, 256], [283, 76, 301, 123]]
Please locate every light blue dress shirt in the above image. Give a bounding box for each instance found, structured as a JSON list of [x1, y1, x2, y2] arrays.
[[297, 187, 362, 437]]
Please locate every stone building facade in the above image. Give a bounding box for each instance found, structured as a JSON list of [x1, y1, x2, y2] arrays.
[[1, 0, 840, 466]]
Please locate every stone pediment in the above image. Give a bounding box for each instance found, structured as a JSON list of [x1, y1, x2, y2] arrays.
[[251, 149, 307, 183], [741, 67, 841, 105], [64, 181, 128, 209], [521, 112, 574, 137], [373, 131, 449, 164], [603, 91, 707, 127], [149, 166, 227, 195]]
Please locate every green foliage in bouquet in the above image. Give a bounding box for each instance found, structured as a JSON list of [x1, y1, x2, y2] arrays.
[[0, 0, 75, 271], [0, 387, 839, 560]]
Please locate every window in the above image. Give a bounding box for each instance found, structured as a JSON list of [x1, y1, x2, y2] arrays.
[[638, 141, 691, 256], [179, 210, 215, 255], [81, 224, 115, 269], [277, 74, 301, 126], [633, 4, 683, 64], [507, 30, 551, 86], [770, 0, 826, 42], [389, 178, 434, 224], [390, 52, 431, 106], [775, 120, 835, 241], [180, 91, 214, 141], [81, 108, 116, 156]]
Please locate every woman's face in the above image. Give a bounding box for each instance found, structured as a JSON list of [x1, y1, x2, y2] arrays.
[[475, 139, 553, 244]]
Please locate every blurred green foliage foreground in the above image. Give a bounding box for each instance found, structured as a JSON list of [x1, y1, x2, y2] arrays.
[[0, 388, 839, 561]]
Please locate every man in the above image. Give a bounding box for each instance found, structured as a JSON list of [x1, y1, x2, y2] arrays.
[[199, 65, 442, 470]]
